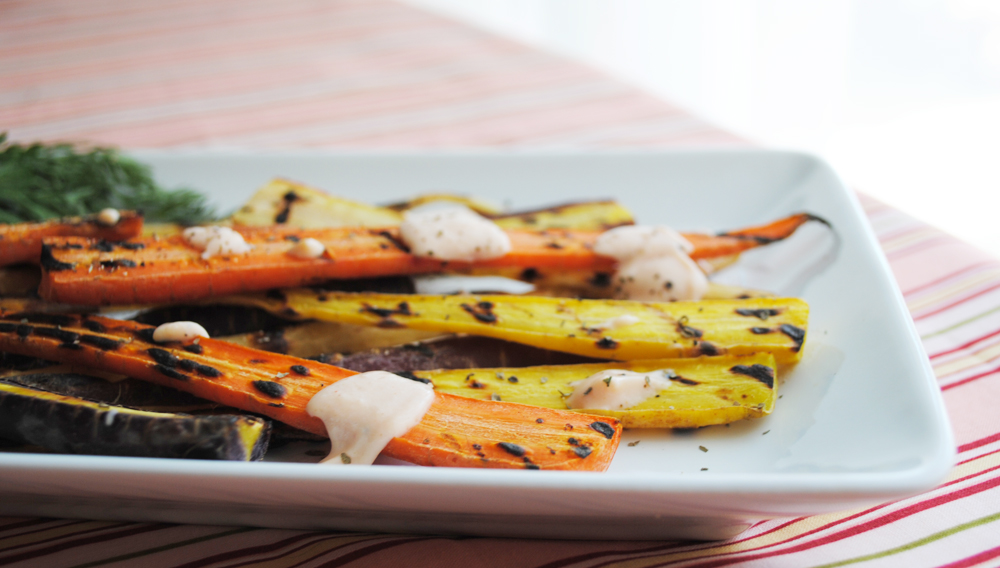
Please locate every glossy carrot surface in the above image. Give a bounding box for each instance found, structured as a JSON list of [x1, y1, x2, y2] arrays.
[[0, 212, 143, 267], [38, 214, 819, 306], [0, 313, 621, 471]]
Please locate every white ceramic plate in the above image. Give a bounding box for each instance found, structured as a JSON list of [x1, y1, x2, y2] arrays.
[[0, 150, 954, 540]]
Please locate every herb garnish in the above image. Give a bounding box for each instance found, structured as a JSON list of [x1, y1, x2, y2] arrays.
[[0, 133, 216, 224]]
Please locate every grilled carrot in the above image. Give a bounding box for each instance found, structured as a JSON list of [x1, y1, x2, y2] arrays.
[[38, 214, 820, 306], [0, 211, 143, 267], [0, 313, 621, 471]]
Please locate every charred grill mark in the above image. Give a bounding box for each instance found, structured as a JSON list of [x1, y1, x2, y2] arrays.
[[520, 267, 540, 282], [0, 323, 17, 333], [698, 341, 720, 356], [284, 235, 301, 242], [461, 301, 498, 324], [736, 308, 781, 320], [119, 242, 145, 250], [40, 244, 74, 272], [99, 259, 137, 270], [290, 364, 310, 376], [573, 446, 593, 459], [670, 375, 700, 386], [750, 327, 772, 334], [183, 343, 204, 355], [730, 364, 775, 388], [497, 442, 526, 457], [253, 380, 287, 399], [395, 371, 432, 385], [147, 348, 180, 368], [16, 324, 33, 338], [361, 302, 413, 330], [34, 327, 80, 344], [590, 421, 615, 439], [265, 289, 287, 302], [82, 320, 107, 333], [469, 380, 485, 389], [717, 231, 774, 244], [545, 242, 564, 249], [376, 230, 411, 253], [676, 316, 703, 338], [589, 272, 612, 288], [80, 334, 122, 351], [91, 240, 115, 252], [176, 359, 222, 378], [134, 328, 156, 343], [595, 337, 618, 349], [274, 190, 300, 224], [779, 324, 806, 352], [153, 364, 188, 381], [18, 313, 75, 327]]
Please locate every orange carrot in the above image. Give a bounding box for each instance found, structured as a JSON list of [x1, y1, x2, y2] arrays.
[[38, 213, 820, 306], [0, 313, 621, 471], [685, 213, 824, 260], [0, 212, 143, 267]]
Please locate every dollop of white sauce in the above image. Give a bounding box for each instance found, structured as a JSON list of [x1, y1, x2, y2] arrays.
[[183, 226, 252, 259], [152, 321, 210, 343], [594, 314, 640, 330], [594, 225, 707, 302], [566, 369, 674, 410], [287, 237, 325, 259], [306, 371, 435, 465], [399, 207, 511, 262], [96, 208, 121, 226]]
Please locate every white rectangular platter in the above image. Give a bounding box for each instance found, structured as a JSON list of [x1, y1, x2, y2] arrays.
[[0, 150, 954, 540]]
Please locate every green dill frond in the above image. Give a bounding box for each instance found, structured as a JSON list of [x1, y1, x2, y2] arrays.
[[0, 133, 217, 225]]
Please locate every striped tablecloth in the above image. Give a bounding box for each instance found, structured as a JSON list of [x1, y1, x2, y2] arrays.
[[2, 1, 999, 566]]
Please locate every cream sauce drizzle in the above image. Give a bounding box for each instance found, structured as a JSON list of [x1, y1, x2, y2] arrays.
[[594, 225, 707, 302], [182, 226, 252, 259], [306, 371, 435, 465], [566, 369, 674, 410], [399, 207, 510, 262]]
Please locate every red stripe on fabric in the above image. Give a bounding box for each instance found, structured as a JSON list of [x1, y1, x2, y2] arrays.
[[571, 465, 1000, 568], [914, 281, 1000, 322], [959, 432, 1000, 454], [670, 475, 1000, 568], [958, 445, 1000, 466], [592, 461, 1000, 568], [0, 523, 165, 565], [941, 362, 1000, 391], [903, 261, 1000, 298], [930, 327, 1000, 360], [939, 543, 1000, 568]]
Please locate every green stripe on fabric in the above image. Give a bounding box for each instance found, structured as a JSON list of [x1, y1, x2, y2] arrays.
[[68, 526, 256, 568], [810, 510, 1000, 568], [921, 304, 1000, 340]]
